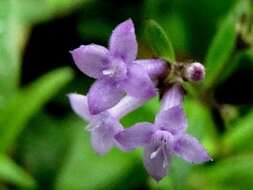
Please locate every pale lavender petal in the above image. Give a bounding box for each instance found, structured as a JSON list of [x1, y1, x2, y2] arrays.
[[71, 44, 110, 79], [115, 123, 155, 151], [108, 95, 146, 119], [160, 84, 184, 111], [135, 59, 167, 79], [91, 128, 114, 155], [155, 106, 187, 134], [91, 115, 123, 155], [143, 144, 171, 181], [174, 134, 212, 163], [121, 64, 156, 99], [109, 19, 137, 64], [88, 78, 125, 114], [68, 93, 91, 120]]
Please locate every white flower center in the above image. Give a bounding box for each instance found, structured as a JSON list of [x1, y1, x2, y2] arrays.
[[102, 68, 115, 76], [102, 58, 127, 80]]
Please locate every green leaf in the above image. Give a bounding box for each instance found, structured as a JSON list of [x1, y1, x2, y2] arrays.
[[223, 109, 253, 153], [0, 0, 89, 100], [0, 154, 36, 188], [0, 67, 73, 152], [145, 19, 176, 63], [204, 15, 236, 89], [204, 0, 252, 89], [0, 0, 23, 98], [55, 118, 146, 190]]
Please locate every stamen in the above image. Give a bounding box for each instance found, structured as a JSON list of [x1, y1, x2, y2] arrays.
[[162, 148, 168, 168], [162, 159, 167, 168], [150, 146, 161, 159], [102, 69, 115, 76]]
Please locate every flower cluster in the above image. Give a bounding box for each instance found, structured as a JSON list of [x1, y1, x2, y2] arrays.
[[68, 19, 211, 181]]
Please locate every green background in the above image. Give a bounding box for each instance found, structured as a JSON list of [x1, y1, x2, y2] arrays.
[[0, 0, 253, 189]]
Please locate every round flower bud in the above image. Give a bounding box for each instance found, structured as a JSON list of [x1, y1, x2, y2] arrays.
[[184, 62, 205, 81]]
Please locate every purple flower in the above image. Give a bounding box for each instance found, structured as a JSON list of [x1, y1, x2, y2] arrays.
[[71, 19, 166, 114], [184, 62, 205, 81], [115, 84, 212, 181], [68, 93, 146, 155]]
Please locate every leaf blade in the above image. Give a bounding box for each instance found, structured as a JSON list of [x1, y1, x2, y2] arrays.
[[204, 15, 237, 89], [145, 19, 176, 63], [0, 67, 73, 152], [0, 154, 36, 188]]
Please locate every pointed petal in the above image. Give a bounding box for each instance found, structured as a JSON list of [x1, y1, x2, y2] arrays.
[[88, 78, 125, 114], [115, 123, 155, 151], [71, 44, 110, 79], [160, 84, 184, 111], [135, 59, 167, 79], [121, 64, 156, 99], [155, 106, 187, 134], [68, 93, 91, 120], [91, 115, 123, 155], [143, 145, 171, 181], [174, 134, 212, 163], [109, 19, 137, 63]]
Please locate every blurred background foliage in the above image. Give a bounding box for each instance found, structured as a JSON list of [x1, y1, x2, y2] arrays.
[[0, 0, 253, 189]]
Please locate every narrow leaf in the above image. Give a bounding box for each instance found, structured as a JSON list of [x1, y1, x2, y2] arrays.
[[145, 19, 175, 63], [0, 0, 22, 97], [204, 15, 236, 89], [204, 0, 251, 89], [0, 154, 36, 188], [0, 67, 73, 152]]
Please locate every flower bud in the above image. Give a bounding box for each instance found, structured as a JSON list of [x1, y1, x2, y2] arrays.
[[184, 62, 205, 81]]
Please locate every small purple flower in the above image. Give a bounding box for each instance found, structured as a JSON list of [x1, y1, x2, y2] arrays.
[[68, 93, 146, 155], [184, 62, 205, 81], [71, 19, 166, 114], [115, 84, 212, 181]]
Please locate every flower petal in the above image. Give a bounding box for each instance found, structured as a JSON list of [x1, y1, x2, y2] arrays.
[[109, 19, 137, 64], [160, 84, 184, 111], [88, 78, 125, 114], [174, 134, 212, 163], [115, 123, 155, 151], [68, 93, 91, 120], [155, 106, 187, 134], [135, 59, 167, 79], [121, 64, 156, 99], [71, 44, 110, 79], [143, 144, 171, 181], [91, 115, 123, 155]]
